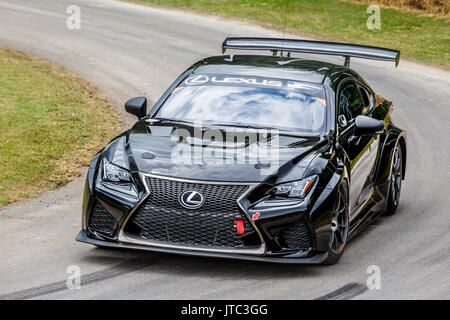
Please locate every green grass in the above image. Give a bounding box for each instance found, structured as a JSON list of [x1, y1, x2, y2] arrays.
[[129, 0, 449, 67], [0, 47, 120, 206]]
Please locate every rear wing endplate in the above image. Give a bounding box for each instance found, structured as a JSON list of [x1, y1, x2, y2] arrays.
[[222, 37, 400, 67]]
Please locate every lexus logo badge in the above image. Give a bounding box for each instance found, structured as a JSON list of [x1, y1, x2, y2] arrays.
[[184, 75, 209, 85], [179, 190, 205, 209]]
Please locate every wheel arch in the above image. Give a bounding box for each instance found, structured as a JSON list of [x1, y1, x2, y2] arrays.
[[374, 126, 406, 185], [398, 135, 407, 179], [310, 165, 349, 252]]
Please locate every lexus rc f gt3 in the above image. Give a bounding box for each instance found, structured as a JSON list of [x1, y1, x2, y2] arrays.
[[76, 38, 406, 264]]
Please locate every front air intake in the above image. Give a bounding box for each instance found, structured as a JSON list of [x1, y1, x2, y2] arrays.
[[88, 201, 118, 238], [281, 219, 312, 251]]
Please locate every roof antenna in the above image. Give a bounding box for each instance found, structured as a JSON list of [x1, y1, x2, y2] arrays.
[[281, 0, 289, 58]]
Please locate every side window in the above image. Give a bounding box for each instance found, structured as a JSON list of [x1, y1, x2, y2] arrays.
[[358, 86, 372, 115], [338, 81, 364, 128]]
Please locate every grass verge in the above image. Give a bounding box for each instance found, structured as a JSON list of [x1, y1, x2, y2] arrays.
[[0, 47, 120, 207], [128, 0, 449, 68]]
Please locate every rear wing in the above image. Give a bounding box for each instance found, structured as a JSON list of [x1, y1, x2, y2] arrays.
[[222, 37, 400, 67]]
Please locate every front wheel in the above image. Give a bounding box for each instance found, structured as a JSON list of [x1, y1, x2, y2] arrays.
[[384, 144, 402, 216], [323, 182, 349, 265]]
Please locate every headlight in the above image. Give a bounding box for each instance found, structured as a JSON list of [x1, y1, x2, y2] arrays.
[[268, 176, 317, 199], [102, 137, 131, 183], [96, 137, 138, 198], [103, 160, 131, 182]]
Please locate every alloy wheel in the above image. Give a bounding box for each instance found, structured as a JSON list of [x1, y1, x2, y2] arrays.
[[329, 189, 349, 254], [391, 146, 402, 207]]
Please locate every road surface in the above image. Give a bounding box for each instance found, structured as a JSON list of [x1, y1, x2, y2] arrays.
[[0, 0, 449, 299]]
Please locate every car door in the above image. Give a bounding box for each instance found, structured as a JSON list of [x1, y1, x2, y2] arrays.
[[337, 79, 379, 216]]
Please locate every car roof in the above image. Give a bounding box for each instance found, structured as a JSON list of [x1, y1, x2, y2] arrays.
[[192, 55, 344, 84]]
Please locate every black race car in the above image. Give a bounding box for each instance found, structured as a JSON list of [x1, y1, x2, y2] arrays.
[[76, 38, 406, 264]]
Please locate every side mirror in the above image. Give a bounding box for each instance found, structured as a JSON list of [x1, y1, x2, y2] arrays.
[[125, 97, 147, 119], [349, 115, 384, 144]]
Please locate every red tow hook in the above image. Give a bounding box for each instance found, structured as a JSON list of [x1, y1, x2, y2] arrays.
[[235, 219, 245, 235]]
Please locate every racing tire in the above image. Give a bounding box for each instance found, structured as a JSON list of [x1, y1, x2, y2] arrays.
[[384, 144, 403, 216], [323, 181, 350, 265]]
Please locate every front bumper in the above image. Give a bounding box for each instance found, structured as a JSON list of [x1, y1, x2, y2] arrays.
[[80, 156, 337, 264], [76, 230, 328, 264]]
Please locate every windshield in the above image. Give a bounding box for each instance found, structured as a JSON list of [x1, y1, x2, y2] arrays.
[[155, 76, 327, 133]]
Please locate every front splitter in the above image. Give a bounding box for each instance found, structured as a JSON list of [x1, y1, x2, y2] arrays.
[[76, 230, 328, 264]]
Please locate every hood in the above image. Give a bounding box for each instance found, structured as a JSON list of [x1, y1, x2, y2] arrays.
[[126, 120, 329, 183]]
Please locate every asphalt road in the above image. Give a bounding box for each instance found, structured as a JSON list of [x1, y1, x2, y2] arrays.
[[0, 0, 449, 300]]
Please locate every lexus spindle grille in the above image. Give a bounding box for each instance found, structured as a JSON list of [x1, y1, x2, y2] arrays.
[[124, 177, 260, 249]]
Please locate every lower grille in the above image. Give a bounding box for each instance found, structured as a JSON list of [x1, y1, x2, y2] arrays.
[[124, 177, 259, 248], [281, 219, 312, 251], [88, 201, 118, 237]]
